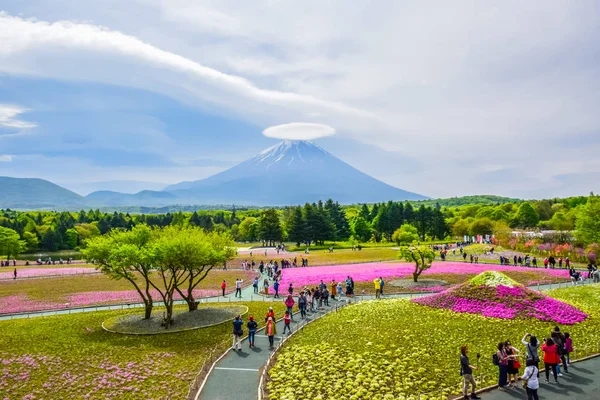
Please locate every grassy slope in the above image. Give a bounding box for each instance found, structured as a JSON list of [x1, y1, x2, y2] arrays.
[[0, 302, 286, 399]]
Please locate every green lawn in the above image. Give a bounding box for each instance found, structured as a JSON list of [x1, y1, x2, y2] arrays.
[[0, 302, 286, 399]]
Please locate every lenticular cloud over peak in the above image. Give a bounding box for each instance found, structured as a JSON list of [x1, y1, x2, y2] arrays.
[[262, 123, 335, 140]]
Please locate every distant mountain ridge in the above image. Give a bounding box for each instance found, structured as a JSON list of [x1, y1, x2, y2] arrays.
[[0, 140, 428, 209]]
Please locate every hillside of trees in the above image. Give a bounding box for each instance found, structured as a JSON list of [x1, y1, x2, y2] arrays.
[[1, 194, 598, 257]]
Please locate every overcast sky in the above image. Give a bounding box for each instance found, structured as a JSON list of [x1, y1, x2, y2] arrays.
[[0, 1, 599, 198]]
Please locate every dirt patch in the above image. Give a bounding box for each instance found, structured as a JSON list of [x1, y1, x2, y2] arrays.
[[388, 279, 449, 288]]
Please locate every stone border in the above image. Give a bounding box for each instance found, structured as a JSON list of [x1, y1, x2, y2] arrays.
[[102, 305, 249, 336]]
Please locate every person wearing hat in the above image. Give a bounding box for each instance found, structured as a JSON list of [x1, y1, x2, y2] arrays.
[[247, 315, 258, 348], [266, 316, 277, 349], [265, 307, 275, 322]]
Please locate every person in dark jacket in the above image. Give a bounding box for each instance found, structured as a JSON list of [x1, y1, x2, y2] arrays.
[[232, 315, 244, 351], [247, 316, 258, 348], [460, 345, 480, 400]]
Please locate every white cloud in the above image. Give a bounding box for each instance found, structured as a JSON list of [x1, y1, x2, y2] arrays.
[[0, 2, 599, 197], [0, 105, 36, 129], [0, 155, 13, 162], [263, 123, 335, 140]]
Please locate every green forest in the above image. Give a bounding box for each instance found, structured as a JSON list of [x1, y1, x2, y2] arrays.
[[1, 194, 599, 259]]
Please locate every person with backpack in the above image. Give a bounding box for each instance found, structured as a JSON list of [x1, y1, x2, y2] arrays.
[[460, 345, 481, 400], [247, 316, 258, 348], [232, 315, 244, 351], [494, 342, 510, 390], [521, 333, 540, 377], [521, 359, 540, 400], [552, 326, 568, 374], [542, 338, 559, 384]]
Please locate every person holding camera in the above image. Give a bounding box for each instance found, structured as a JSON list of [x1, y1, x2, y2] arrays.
[[542, 337, 560, 384], [522, 333, 540, 377], [460, 345, 481, 400]]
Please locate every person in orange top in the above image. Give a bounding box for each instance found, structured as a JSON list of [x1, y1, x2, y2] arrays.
[[542, 338, 560, 384], [265, 306, 275, 322], [330, 280, 337, 300], [266, 316, 277, 349]]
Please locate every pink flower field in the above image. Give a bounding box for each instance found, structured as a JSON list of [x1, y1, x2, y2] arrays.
[[0, 289, 222, 314], [0, 267, 98, 279], [275, 261, 571, 288]]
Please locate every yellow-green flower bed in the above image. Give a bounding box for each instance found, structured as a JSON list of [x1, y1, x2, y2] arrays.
[[0, 302, 286, 399], [267, 284, 600, 400]]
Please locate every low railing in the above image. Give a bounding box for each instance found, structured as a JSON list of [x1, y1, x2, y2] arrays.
[[185, 338, 231, 400]]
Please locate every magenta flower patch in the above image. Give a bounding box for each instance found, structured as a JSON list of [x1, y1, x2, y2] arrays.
[[413, 272, 588, 325]]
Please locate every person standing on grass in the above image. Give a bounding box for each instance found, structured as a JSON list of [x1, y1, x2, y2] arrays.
[[235, 278, 243, 298], [521, 359, 539, 400], [460, 345, 480, 400], [13, 268, 17, 280], [284, 294, 295, 321], [542, 338, 559, 384], [232, 315, 243, 351], [298, 292, 307, 319], [247, 316, 257, 348], [266, 316, 277, 349]]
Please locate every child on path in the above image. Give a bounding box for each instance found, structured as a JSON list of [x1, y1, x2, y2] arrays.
[[247, 316, 258, 348], [282, 311, 292, 335]]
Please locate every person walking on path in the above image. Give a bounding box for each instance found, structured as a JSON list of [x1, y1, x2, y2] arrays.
[[284, 295, 295, 322], [330, 279, 337, 300], [374, 277, 381, 299], [235, 278, 243, 298], [273, 280, 280, 298], [542, 338, 560, 384], [13, 268, 17, 280], [521, 359, 540, 400], [496, 342, 510, 390], [266, 316, 277, 349], [298, 292, 307, 319], [282, 311, 292, 335], [232, 315, 243, 351], [220, 280, 226, 296], [522, 333, 540, 377], [460, 345, 480, 400], [337, 282, 343, 298], [247, 316, 257, 348], [253, 277, 259, 294], [379, 276, 385, 296]]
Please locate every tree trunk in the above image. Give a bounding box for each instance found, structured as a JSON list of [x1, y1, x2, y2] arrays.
[[144, 301, 153, 320], [164, 302, 174, 328], [413, 272, 419, 283]]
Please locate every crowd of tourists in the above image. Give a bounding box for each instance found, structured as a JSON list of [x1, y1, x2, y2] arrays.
[[460, 327, 574, 400]]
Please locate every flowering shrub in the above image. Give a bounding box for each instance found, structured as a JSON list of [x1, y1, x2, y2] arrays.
[[0, 268, 97, 279], [413, 272, 587, 325], [268, 284, 600, 400]]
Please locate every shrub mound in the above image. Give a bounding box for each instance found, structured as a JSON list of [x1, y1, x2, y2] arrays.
[[413, 271, 587, 325], [103, 305, 248, 335]]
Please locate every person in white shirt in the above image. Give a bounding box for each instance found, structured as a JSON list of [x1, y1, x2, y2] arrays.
[[235, 278, 243, 298], [521, 359, 539, 400]]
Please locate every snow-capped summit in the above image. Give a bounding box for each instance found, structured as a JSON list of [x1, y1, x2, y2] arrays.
[[163, 140, 427, 205]]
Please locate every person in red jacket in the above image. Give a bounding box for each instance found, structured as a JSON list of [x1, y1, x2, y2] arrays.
[[265, 306, 275, 322], [221, 280, 226, 297], [542, 338, 560, 384]]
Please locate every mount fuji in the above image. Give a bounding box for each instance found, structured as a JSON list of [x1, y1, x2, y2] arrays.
[[163, 140, 427, 205]]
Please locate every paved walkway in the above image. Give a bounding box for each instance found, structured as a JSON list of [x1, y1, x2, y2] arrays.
[[482, 356, 600, 400]]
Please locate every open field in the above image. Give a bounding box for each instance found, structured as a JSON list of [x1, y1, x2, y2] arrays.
[[0, 302, 287, 399], [0, 270, 256, 314]]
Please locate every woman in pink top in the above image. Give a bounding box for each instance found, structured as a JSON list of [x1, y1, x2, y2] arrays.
[[564, 333, 573, 365]]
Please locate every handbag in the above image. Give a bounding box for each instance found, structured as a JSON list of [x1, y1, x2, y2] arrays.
[[514, 360, 521, 369]]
